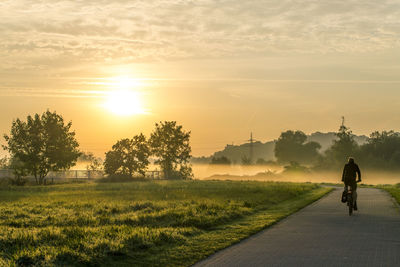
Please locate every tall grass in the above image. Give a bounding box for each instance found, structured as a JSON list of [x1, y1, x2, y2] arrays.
[[0, 180, 329, 266]]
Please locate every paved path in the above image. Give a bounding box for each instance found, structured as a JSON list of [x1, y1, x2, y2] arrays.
[[195, 188, 400, 267]]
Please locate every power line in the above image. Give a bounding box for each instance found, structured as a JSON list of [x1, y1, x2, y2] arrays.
[[246, 132, 258, 163]]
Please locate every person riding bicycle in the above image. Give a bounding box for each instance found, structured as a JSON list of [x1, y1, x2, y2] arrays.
[[342, 157, 361, 210]]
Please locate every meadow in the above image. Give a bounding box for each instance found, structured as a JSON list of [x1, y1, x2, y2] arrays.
[[0, 180, 331, 266]]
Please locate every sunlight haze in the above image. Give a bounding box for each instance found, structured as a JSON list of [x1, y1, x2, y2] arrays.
[[1, 0, 400, 157]]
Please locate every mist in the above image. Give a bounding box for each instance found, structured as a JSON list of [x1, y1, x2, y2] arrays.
[[192, 163, 399, 185]]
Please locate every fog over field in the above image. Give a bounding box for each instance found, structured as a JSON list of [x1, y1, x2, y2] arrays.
[[192, 164, 400, 185]]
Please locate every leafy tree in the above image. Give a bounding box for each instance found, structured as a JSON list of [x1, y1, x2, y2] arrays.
[[210, 156, 231, 165], [3, 111, 80, 185], [0, 156, 8, 169], [358, 131, 400, 169], [104, 134, 150, 177], [8, 157, 28, 186], [149, 121, 192, 179], [274, 130, 321, 164], [324, 120, 358, 166], [103, 150, 121, 176], [80, 152, 103, 171]]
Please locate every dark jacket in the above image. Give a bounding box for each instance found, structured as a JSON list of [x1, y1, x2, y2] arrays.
[[342, 162, 361, 184]]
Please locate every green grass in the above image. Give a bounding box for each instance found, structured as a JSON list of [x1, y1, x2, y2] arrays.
[[380, 183, 400, 205], [0, 180, 332, 266]]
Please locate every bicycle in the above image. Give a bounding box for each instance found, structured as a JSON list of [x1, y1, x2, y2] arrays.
[[344, 180, 360, 216], [346, 185, 354, 216]]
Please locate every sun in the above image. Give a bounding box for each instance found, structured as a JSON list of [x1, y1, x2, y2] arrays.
[[104, 77, 145, 116]]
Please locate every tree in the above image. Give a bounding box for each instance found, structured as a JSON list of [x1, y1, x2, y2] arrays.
[[358, 131, 400, 169], [3, 110, 80, 185], [324, 119, 358, 166], [0, 156, 8, 169], [274, 130, 321, 164], [149, 121, 192, 179], [104, 133, 150, 177], [210, 156, 231, 165], [241, 155, 252, 165], [80, 152, 103, 171], [8, 157, 28, 186]]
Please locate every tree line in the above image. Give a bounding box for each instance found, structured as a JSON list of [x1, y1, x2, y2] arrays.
[[274, 121, 400, 170], [2, 111, 193, 185], [210, 119, 400, 170]]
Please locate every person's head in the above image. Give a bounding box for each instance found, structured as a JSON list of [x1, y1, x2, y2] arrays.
[[348, 157, 355, 164]]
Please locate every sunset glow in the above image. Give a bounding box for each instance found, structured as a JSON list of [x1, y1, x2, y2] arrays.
[[1, 0, 400, 157], [105, 89, 144, 116]]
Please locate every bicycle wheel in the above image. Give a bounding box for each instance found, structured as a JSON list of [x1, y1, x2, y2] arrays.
[[348, 194, 353, 216]]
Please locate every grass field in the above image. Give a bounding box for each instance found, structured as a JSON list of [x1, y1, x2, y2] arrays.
[[380, 184, 400, 205], [0, 180, 331, 266]]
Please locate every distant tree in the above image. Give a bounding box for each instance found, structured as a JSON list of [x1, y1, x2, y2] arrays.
[[191, 156, 212, 164], [210, 156, 231, 165], [80, 152, 103, 171], [274, 130, 321, 164], [104, 134, 150, 177], [0, 156, 27, 185], [256, 158, 268, 165], [0, 156, 8, 169], [149, 121, 192, 179], [358, 131, 400, 169], [324, 119, 358, 166], [3, 111, 80, 185], [8, 157, 28, 186], [283, 161, 310, 173], [241, 155, 252, 165]]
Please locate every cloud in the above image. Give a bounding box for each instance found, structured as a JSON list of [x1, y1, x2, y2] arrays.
[[1, 0, 400, 79]]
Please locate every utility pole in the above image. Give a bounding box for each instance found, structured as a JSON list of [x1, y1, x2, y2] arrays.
[[247, 132, 257, 164]]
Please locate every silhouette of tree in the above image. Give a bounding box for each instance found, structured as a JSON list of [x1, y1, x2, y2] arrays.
[[210, 156, 231, 165], [274, 130, 321, 164], [104, 134, 150, 177], [324, 120, 358, 166], [358, 131, 400, 169], [149, 121, 192, 179], [3, 110, 80, 185], [283, 161, 310, 173], [241, 155, 252, 165], [81, 152, 103, 171]]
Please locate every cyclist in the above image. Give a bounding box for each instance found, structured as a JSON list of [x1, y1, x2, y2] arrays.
[[342, 157, 361, 210]]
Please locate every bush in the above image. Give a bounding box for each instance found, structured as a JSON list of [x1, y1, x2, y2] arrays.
[[9, 176, 27, 186], [283, 162, 310, 174]]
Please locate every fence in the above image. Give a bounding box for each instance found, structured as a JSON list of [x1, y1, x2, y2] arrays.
[[0, 169, 164, 182]]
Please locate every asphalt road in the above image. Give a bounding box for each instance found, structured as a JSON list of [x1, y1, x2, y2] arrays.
[[195, 188, 400, 267]]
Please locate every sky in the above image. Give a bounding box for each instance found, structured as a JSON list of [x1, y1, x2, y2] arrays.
[[1, 0, 400, 157]]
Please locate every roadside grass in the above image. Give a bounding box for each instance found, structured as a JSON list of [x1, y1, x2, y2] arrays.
[[0, 180, 332, 266], [379, 183, 400, 205]]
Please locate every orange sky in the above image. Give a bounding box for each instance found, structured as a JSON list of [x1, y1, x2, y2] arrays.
[[1, 1, 400, 157]]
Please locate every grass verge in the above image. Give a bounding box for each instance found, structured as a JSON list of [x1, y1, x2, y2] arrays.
[[0, 180, 332, 266], [379, 183, 400, 205]]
